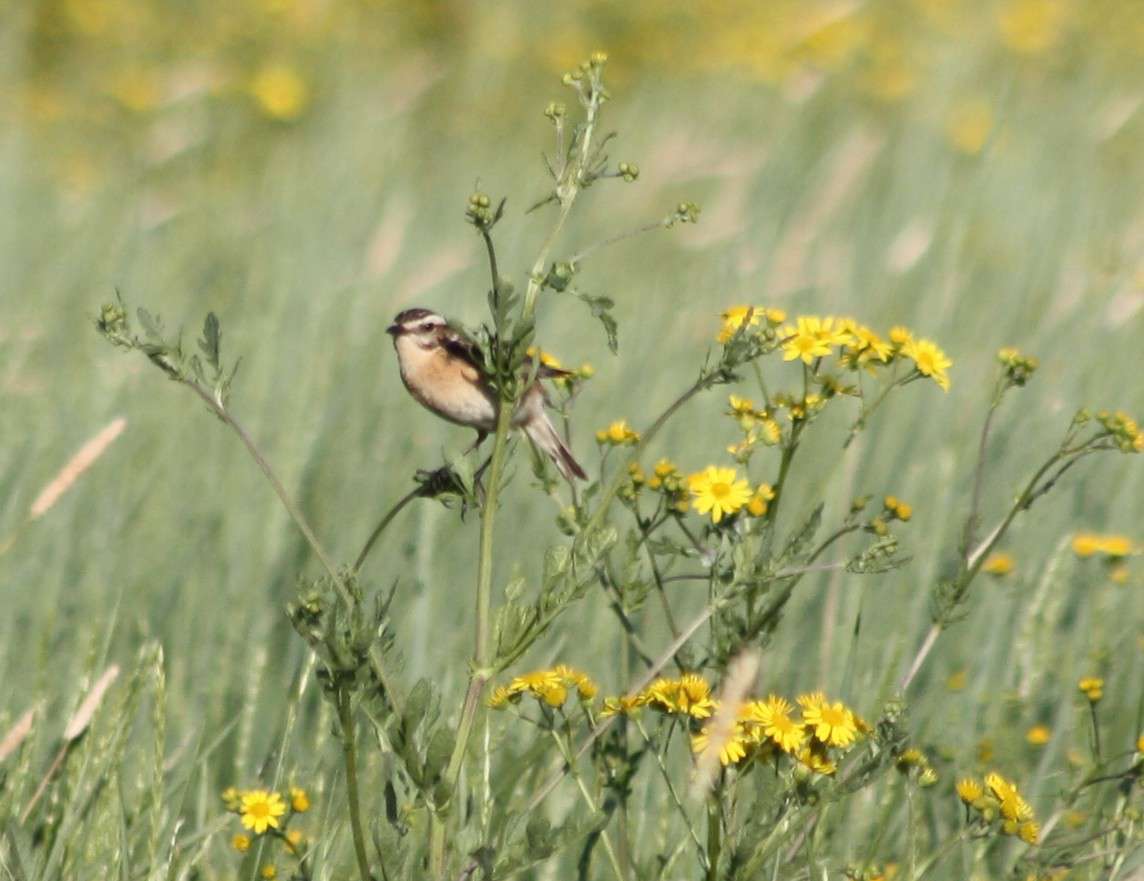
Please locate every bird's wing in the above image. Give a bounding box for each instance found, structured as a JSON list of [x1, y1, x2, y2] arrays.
[[437, 324, 486, 370]]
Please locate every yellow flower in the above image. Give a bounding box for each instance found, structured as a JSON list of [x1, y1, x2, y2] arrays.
[[780, 316, 834, 364], [946, 99, 993, 155], [526, 345, 563, 370], [888, 325, 913, 347], [260, 865, 277, 880], [1017, 820, 1039, 845], [747, 483, 775, 517], [796, 741, 837, 776], [956, 777, 983, 804], [285, 829, 304, 854], [688, 466, 752, 524], [748, 695, 806, 754], [1072, 532, 1101, 557], [718, 305, 785, 343], [998, 0, 1067, 54], [843, 325, 893, 369], [946, 670, 967, 691], [1078, 677, 1103, 703], [487, 685, 514, 709], [986, 772, 1034, 822], [983, 552, 1016, 577], [289, 786, 310, 813], [1098, 535, 1133, 557], [644, 674, 717, 719], [902, 338, 952, 391], [250, 64, 309, 121], [596, 419, 640, 446], [240, 790, 286, 835], [718, 305, 762, 343], [600, 694, 645, 717], [1136, 733, 1144, 754], [691, 723, 749, 766], [232, 833, 251, 853], [221, 786, 242, 812], [798, 693, 859, 748], [1109, 565, 1129, 585], [553, 664, 598, 701], [1025, 725, 1051, 746]]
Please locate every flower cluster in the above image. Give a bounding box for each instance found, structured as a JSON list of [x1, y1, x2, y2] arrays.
[[488, 665, 598, 710], [221, 785, 311, 877], [595, 419, 640, 446], [725, 394, 783, 462], [1077, 676, 1104, 704], [895, 747, 940, 786], [691, 692, 867, 774], [956, 772, 1039, 844], [1072, 532, 1135, 559], [717, 305, 786, 344], [1094, 409, 1144, 453], [718, 308, 953, 393], [997, 346, 1039, 387], [526, 345, 593, 390], [623, 459, 691, 512]]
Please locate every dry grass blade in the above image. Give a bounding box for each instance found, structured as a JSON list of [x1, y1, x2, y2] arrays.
[[0, 707, 37, 762], [29, 417, 127, 520], [691, 649, 760, 798], [63, 665, 121, 742]]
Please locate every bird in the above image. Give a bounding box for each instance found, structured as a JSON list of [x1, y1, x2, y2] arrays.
[[386, 307, 588, 481]]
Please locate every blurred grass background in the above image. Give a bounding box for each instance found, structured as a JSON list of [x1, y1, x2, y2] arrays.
[[2, 0, 1142, 877]]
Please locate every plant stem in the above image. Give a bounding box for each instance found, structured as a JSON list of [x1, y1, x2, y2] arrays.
[[632, 716, 708, 871], [337, 689, 372, 881], [430, 403, 514, 877], [706, 793, 721, 881], [352, 485, 421, 575], [548, 729, 627, 881]]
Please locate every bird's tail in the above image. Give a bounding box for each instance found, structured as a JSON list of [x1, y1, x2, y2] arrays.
[[524, 411, 588, 482]]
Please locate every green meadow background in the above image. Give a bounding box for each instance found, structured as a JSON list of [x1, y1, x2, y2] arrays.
[[2, 0, 1142, 877]]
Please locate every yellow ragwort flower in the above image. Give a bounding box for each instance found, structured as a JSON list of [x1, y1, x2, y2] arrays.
[[956, 777, 983, 804], [1025, 725, 1051, 746], [983, 552, 1016, 577], [553, 664, 599, 701], [1077, 677, 1104, 703], [260, 865, 277, 880], [798, 693, 859, 747], [781, 316, 834, 364], [644, 674, 717, 719], [600, 694, 645, 717], [1017, 820, 1039, 845], [748, 695, 806, 754], [888, 325, 913, 348], [718, 305, 762, 343], [902, 337, 952, 392], [250, 64, 309, 122], [221, 786, 242, 812], [986, 772, 1034, 822], [796, 742, 837, 776], [688, 466, 752, 524], [289, 786, 310, 813], [747, 483, 776, 517], [691, 723, 749, 766], [596, 419, 640, 446], [232, 833, 251, 853], [285, 829, 304, 854], [240, 790, 287, 835], [487, 685, 514, 709]]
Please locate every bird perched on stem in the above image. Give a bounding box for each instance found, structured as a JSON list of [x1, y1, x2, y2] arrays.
[[387, 308, 587, 481]]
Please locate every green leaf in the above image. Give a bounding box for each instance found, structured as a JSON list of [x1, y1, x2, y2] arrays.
[[198, 312, 221, 370], [136, 307, 163, 341], [781, 503, 823, 565], [421, 725, 454, 785]]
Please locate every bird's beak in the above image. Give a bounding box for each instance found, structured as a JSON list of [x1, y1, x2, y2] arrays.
[[386, 323, 401, 337]]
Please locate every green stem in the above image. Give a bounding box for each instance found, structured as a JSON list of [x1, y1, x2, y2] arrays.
[[352, 485, 421, 575], [549, 729, 627, 881], [632, 717, 707, 871], [430, 403, 514, 877], [706, 792, 722, 881], [337, 689, 371, 881]]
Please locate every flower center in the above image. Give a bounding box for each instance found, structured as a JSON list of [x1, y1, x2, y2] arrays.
[[249, 803, 269, 819], [711, 481, 731, 499]]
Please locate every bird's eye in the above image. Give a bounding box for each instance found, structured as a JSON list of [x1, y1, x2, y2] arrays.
[[420, 323, 436, 332]]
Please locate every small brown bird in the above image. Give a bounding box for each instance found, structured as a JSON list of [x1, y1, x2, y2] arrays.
[[387, 308, 587, 481]]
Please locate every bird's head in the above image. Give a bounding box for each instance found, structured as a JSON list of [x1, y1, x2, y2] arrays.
[[387, 308, 448, 349]]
